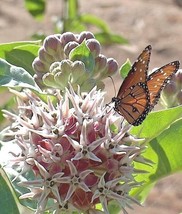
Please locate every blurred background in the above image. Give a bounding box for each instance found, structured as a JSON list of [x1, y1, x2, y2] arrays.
[[0, 0, 182, 213]]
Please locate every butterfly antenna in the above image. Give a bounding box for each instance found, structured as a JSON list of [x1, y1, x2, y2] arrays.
[[108, 76, 117, 97]]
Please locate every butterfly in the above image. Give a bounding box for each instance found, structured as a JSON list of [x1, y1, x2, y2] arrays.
[[112, 45, 180, 126]]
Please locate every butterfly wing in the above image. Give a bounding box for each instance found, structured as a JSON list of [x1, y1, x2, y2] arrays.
[[147, 61, 180, 109], [117, 45, 152, 97], [114, 45, 151, 125], [114, 82, 150, 126]]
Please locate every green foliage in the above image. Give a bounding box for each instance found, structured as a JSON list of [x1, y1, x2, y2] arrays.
[[69, 41, 95, 72], [130, 106, 182, 202], [0, 59, 40, 91], [24, 0, 128, 45], [0, 168, 20, 214], [24, 0, 46, 20], [0, 41, 41, 75], [119, 58, 132, 78]]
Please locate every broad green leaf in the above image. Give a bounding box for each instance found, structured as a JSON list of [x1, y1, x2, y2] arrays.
[[119, 58, 131, 78], [80, 14, 110, 32], [24, 0, 46, 20], [4, 45, 40, 75], [0, 59, 40, 91], [0, 168, 20, 214], [69, 41, 95, 72], [131, 118, 182, 202], [0, 41, 40, 58], [95, 32, 128, 45], [0, 41, 41, 75], [131, 105, 182, 140]]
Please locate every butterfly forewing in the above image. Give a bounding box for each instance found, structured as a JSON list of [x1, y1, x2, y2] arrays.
[[147, 60, 180, 108], [117, 45, 152, 97]]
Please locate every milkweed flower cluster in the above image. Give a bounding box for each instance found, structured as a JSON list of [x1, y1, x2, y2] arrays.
[[32, 31, 118, 92], [1, 31, 149, 214], [2, 85, 147, 214], [161, 69, 182, 107]]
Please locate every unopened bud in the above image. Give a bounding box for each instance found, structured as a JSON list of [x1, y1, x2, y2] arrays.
[[93, 55, 107, 79], [60, 32, 76, 47], [64, 41, 79, 56], [177, 91, 182, 104], [43, 35, 62, 56], [86, 39, 101, 58], [78, 31, 95, 43], [163, 81, 177, 96], [32, 57, 47, 73], [176, 69, 182, 87], [71, 61, 88, 84], [38, 47, 54, 64], [107, 58, 119, 75], [49, 62, 61, 73]]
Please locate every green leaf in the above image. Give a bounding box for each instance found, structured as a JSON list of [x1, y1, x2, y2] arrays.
[[0, 168, 20, 214], [0, 41, 40, 58], [0, 41, 41, 75], [131, 105, 182, 140], [5, 45, 40, 75], [0, 59, 40, 91], [69, 41, 95, 72], [80, 14, 110, 32], [131, 118, 182, 202], [24, 0, 46, 20], [119, 58, 131, 78], [129, 106, 182, 202], [95, 32, 128, 45]]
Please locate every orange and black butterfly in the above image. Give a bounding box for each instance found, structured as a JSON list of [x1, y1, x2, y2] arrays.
[[112, 45, 180, 126]]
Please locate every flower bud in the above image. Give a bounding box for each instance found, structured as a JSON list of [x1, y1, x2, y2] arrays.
[[32, 31, 119, 92], [43, 72, 61, 89], [93, 55, 107, 79], [32, 57, 47, 73], [99, 58, 118, 79], [64, 41, 79, 56], [38, 47, 54, 64], [71, 61, 88, 83], [86, 39, 101, 58], [107, 58, 119, 75], [77, 31, 95, 43], [43, 35, 63, 57], [49, 62, 61, 73], [177, 90, 182, 104], [176, 69, 182, 87], [163, 81, 177, 96], [60, 32, 76, 47]]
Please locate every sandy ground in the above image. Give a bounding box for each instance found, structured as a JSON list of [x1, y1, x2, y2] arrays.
[[0, 0, 182, 213]]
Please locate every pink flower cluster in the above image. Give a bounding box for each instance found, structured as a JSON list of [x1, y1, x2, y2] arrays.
[[3, 86, 145, 214]]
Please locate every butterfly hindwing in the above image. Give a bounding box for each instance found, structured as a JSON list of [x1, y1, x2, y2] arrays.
[[113, 82, 150, 126], [147, 61, 180, 108]]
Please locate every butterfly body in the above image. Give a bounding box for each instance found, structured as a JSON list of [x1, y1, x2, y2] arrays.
[[113, 45, 180, 126]]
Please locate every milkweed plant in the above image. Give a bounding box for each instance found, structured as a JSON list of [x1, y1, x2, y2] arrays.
[[0, 31, 182, 214]]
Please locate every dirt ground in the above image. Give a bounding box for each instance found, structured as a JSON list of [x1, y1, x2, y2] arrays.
[[0, 0, 182, 213]]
